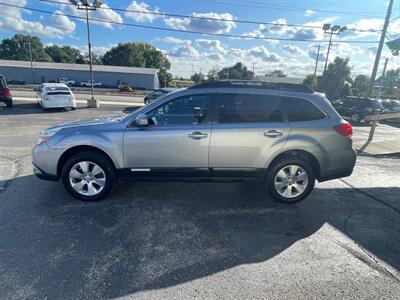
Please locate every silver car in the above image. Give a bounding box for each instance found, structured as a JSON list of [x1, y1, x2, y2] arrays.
[[32, 81, 356, 203]]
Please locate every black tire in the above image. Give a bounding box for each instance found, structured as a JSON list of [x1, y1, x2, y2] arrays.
[[6, 100, 13, 107], [61, 151, 116, 201], [266, 156, 315, 203], [351, 113, 362, 123]]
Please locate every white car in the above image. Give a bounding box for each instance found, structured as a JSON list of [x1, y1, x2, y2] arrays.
[[37, 83, 76, 111], [80, 80, 102, 87], [59, 77, 76, 86]]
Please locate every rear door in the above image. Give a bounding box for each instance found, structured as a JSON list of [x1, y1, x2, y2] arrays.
[[209, 92, 290, 176]]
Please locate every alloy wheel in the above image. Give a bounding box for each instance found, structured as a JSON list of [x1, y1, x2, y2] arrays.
[[273, 165, 309, 199]]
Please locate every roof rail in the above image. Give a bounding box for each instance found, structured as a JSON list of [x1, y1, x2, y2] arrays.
[[188, 80, 314, 93]]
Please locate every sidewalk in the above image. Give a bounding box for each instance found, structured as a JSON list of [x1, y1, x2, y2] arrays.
[[354, 139, 400, 156]]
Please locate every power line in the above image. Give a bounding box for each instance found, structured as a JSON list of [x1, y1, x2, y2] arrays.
[[38, 0, 382, 34], [0, 2, 380, 44]]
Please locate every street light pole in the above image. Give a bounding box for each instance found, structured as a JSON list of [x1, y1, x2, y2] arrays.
[[84, 6, 95, 101], [27, 41, 35, 84], [322, 24, 347, 73], [313, 44, 321, 88], [323, 32, 333, 73]]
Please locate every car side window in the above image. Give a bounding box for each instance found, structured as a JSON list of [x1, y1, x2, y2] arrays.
[[283, 97, 326, 122], [217, 93, 284, 123], [147, 94, 212, 126]]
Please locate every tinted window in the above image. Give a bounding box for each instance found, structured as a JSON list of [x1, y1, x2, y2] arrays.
[[147, 94, 212, 126], [0, 76, 6, 88], [218, 93, 284, 123], [283, 97, 326, 122], [46, 86, 71, 95]]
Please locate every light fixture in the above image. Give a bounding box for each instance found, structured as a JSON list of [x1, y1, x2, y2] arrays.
[[331, 25, 341, 32], [68, 0, 78, 5], [339, 26, 347, 33], [323, 24, 331, 31], [80, 0, 89, 6], [93, 0, 103, 8]]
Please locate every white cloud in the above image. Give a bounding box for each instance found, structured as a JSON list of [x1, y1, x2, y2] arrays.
[[0, 1, 76, 38], [247, 45, 282, 62], [164, 12, 236, 33], [282, 45, 307, 56], [72, 44, 116, 56], [167, 45, 200, 58], [125, 1, 160, 23], [304, 9, 315, 17], [195, 39, 227, 55], [162, 37, 192, 46]]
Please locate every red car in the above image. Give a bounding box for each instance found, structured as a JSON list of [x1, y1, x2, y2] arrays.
[[0, 74, 12, 107]]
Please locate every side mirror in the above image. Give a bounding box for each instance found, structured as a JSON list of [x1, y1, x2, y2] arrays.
[[193, 106, 206, 121], [134, 113, 149, 126]]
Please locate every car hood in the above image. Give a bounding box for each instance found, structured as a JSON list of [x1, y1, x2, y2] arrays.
[[49, 114, 126, 130]]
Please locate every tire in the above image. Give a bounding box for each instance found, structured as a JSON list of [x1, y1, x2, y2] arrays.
[[6, 100, 13, 107], [61, 151, 116, 201], [266, 157, 315, 203], [351, 113, 362, 123]]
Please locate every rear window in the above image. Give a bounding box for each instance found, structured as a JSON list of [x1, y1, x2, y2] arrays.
[[46, 86, 71, 95], [217, 93, 284, 123], [283, 97, 326, 122], [0, 76, 6, 88]]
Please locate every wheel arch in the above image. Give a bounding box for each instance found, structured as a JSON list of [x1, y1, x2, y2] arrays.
[[57, 145, 117, 177]]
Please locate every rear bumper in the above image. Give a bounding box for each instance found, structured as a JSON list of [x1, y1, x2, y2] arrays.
[[318, 148, 357, 182], [0, 96, 12, 103], [42, 100, 76, 108]]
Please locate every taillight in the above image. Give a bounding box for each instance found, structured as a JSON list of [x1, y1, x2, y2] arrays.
[[334, 122, 353, 138], [2, 88, 11, 97]]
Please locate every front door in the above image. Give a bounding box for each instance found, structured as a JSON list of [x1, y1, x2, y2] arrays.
[[209, 92, 291, 175], [123, 93, 214, 176]]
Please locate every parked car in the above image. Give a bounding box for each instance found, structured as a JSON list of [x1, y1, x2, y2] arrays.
[[36, 83, 76, 111], [0, 74, 12, 107], [58, 77, 76, 86], [32, 81, 356, 203], [80, 80, 102, 87], [144, 88, 176, 104], [332, 96, 384, 122], [380, 99, 400, 112]]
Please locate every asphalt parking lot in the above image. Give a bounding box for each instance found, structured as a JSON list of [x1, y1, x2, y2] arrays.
[[0, 101, 399, 299]]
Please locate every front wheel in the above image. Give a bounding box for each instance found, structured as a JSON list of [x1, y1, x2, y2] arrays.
[[61, 151, 116, 201], [266, 157, 315, 203]]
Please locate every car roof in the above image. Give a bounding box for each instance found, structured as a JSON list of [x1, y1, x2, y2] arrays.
[[42, 83, 69, 87]]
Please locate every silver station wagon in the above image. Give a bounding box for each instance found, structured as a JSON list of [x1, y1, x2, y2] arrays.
[[32, 81, 356, 203]]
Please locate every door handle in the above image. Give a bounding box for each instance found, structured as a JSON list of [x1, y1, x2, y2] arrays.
[[188, 131, 208, 139], [264, 130, 283, 138]]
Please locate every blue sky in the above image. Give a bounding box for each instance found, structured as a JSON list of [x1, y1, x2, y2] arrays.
[[0, 0, 399, 78]]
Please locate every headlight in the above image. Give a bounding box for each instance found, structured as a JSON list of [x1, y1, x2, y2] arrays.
[[36, 128, 61, 145]]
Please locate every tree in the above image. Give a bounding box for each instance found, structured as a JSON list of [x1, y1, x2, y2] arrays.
[[45, 45, 85, 64], [0, 34, 52, 62], [319, 57, 351, 100], [352, 74, 369, 96], [266, 69, 286, 77], [378, 68, 400, 97], [191, 72, 205, 84], [102, 42, 173, 86], [303, 74, 321, 90], [206, 69, 218, 82], [218, 62, 253, 80]]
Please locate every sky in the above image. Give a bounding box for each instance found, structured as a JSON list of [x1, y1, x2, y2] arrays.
[[0, 0, 399, 78]]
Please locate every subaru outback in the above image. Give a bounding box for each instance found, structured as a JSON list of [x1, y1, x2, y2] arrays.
[[32, 81, 356, 203]]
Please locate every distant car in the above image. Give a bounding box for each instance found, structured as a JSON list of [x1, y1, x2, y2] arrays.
[[380, 99, 400, 112], [80, 80, 102, 87], [144, 88, 176, 104], [37, 83, 76, 111], [0, 74, 12, 107], [59, 77, 76, 86], [332, 96, 384, 122]]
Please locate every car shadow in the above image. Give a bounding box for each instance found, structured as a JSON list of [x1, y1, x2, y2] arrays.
[[0, 174, 399, 299]]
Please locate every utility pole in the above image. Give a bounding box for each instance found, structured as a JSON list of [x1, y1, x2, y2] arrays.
[[69, 0, 103, 105], [28, 41, 35, 84], [358, 0, 394, 154], [323, 24, 347, 73], [252, 62, 255, 80], [313, 44, 321, 88], [377, 58, 389, 98], [367, 0, 394, 97]]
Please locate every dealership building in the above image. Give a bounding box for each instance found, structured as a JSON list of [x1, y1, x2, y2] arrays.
[[0, 59, 160, 90]]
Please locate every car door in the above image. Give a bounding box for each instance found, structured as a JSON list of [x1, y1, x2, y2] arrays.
[[123, 93, 214, 176], [209, 92, 290, 176]]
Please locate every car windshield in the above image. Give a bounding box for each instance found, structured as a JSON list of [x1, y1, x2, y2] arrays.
[[46, 86, 71, 95]]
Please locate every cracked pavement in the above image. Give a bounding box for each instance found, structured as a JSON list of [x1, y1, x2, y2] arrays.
[[0, 101, 399, 299]]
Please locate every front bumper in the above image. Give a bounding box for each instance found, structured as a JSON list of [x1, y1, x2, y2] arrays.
[[33, 164, 59, 181]]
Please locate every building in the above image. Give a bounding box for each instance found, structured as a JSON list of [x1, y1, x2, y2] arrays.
[[0, 59, 159, 90]]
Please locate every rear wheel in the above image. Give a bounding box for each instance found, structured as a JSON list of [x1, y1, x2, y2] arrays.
[[266, 157, 315, 203], [61, 151, 116, 201], [6, 99, 13, 107]]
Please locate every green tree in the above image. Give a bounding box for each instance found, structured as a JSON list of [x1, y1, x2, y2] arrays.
[[218, 62, 253, 80], [191, 72, 205, 84], [378, 68, 400, 97], [102, 42, 173, 86], [303, 74, 322, 90], [319, 57, 352, 100], [206, 69, 218, 82], [352, 74, 369, 96], [0, 34, 52, 62], [45, 45, 85, 64], [266, 69, 286, 77]]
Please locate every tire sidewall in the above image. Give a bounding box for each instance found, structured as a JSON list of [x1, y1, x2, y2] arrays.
[[266, 158, 315, 203], [61, 152, 115, 201]]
